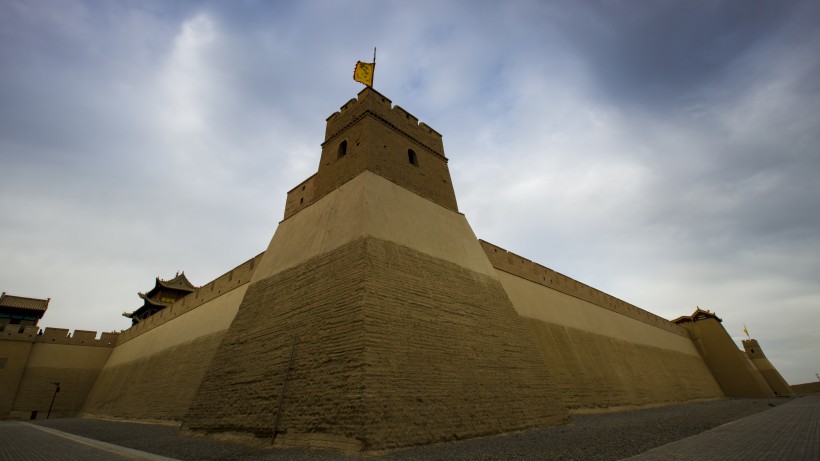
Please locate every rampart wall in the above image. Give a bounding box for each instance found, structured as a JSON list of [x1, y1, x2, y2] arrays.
[[1, 327, 116, 419], [116, 253, 263, 345], [681, 319, 775, 397], [792, 382, 820, 395], [743, 339, 794, 396], [0, 325, 38, 419], [481, 241, 687, 336], [81, 255, 261, 422], [481, 241, 724, 411]]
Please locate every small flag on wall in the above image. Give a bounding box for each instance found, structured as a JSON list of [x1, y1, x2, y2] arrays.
[[353, 61, 375, 87], [743, 324, 749, 338]]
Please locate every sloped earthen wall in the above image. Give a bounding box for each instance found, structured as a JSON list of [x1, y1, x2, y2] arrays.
[[185, 237, 567, 450], [482, 243, 725, 411], [81, 256, 260, 421]]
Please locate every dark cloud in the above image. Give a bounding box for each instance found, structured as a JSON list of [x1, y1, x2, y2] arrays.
[[556, 1, 812, 111]]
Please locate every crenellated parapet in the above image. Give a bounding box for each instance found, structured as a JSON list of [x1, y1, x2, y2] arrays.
[[324, 88, 444, 157], [116, 252, 265, 345], [1, 324, 40, 342], [480, 240, 689, 337], [35, 328, 118, 347], [2, 325, 117, 346]]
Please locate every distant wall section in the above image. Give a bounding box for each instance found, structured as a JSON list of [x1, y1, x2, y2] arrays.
[[81, 254, 261, 422], [0, 326, 38, 419], [481, 241, 724, 411], [4, 328, 116, 420]]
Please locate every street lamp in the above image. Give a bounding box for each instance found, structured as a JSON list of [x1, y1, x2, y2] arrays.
[[47, 382, 60, 419]]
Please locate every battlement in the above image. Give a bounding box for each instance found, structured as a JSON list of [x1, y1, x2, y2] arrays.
[[324, 87, 444, 157], [2, 324, 118, 346], [743, 339, 766, 358], [2, 324, 40, 341], [36, 328, 118, 346], [480, 240, 688, 337], [284, 174, 317, 219], [116, 252, 265, 345]]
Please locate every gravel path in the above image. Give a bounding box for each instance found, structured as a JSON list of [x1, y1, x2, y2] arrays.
[[32, 398, 787, 461]]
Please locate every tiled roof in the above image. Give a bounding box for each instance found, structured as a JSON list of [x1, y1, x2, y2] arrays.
[[147, 272, 196, 297], [672, 307, 722, 324], [0, 293, 50, 312]]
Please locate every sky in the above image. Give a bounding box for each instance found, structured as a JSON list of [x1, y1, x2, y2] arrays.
[[1, 0, 818, 385]]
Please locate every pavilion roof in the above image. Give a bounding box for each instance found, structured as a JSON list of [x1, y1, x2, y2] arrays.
[[672, 307, 723, 324], [0, 292, 50, 312], [145, 272, 196, 298]]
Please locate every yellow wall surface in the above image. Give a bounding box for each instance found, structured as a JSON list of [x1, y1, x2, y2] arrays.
[[496, 271, 724, 410], [498, 272, 698, 355], [81, 283, 248, 421], [255, 171, 497, 283], [682, 319, 774, 398], [0, 330, 36, 419], [11, 343, 112, 419]]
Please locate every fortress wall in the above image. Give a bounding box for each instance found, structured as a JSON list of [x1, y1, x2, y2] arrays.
[[749, 358, 794, 396], [481, 241, 687, 336], [680, 319, 774, 398], [284, 174, 316, 218], [481, 243, 724, 410], [185, 237, 567, 450], [495, 271, 723, 410], [116, 253, 263, 345], [255, 171, 496, 285], [0, 326, 38, 419], [185, 172, 567, 449], [792, 382, 820, 395], [81, 272, 253, 421], [10, 334, 114, 419], [743, 339, 794, 396]]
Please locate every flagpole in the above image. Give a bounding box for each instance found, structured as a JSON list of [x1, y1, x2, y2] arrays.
[[372, 47, 377, 88]]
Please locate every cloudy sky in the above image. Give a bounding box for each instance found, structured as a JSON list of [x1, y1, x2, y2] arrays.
[[1, 0, 818, 384]]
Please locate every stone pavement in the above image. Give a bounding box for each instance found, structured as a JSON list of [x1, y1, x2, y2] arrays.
[[0, 421, 178, 461], [0, 396, 816, 460], [626, 394, 819, 460]]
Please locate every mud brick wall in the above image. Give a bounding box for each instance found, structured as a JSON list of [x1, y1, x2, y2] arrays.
[[81, 282, 250, 421], [10, 343, 113, 419], [184, 237, 567, 450], [522, 319, 723, 410], [82, 332, 226, 420]]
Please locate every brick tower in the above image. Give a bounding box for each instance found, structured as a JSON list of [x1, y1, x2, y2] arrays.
[[183, 88, 568, 450], [743, 338, 795, 396]]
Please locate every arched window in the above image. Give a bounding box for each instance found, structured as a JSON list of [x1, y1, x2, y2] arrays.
[[338, 140, 348, 159], [408, 148, 418, 166]]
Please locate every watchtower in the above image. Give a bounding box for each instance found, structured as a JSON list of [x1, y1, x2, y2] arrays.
[[184, 89, 567, 450], [743, 338, 795, 396], [284, 87, 457, 219]]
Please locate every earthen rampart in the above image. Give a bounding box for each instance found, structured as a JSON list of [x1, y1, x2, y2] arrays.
[[480, 240, 687, 337], [116, 252, 264, 345]]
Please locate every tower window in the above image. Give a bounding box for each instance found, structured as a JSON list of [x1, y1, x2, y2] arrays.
[[338, 140, 348, 159], [408, 148, 418, 166]]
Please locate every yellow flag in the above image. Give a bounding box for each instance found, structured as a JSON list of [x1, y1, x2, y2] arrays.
[[353, 61, 375, 87], [743, 324, 749, 338]]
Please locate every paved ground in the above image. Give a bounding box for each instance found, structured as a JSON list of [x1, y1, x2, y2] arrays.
[[0, 396, 815, 460], [625, 395, 819, 461]]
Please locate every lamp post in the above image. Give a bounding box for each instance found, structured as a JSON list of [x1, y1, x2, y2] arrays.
[[47, 382, 60, 419]]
